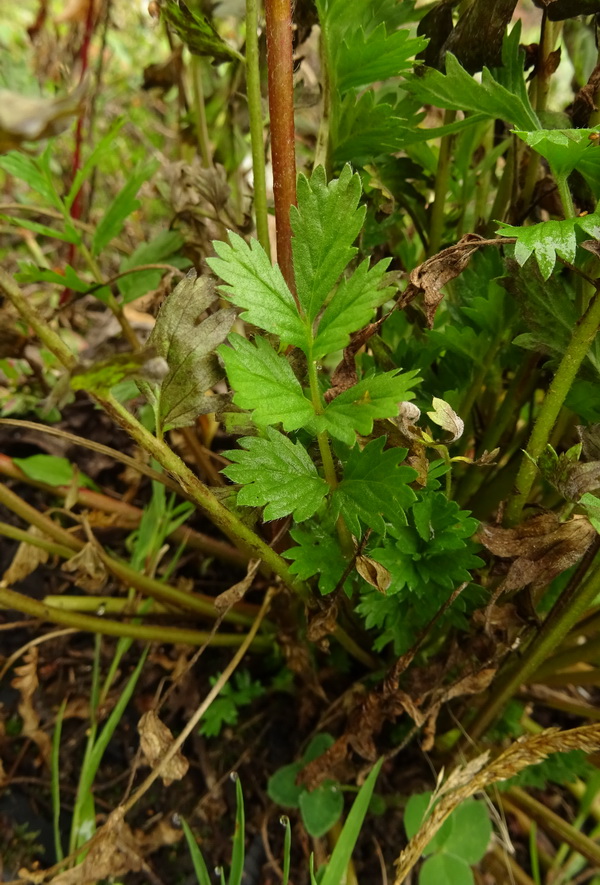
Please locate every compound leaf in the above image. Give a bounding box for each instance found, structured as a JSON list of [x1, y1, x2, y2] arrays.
[[207, 232, 306, 347], [219, 334, 315, 430], [336, 25, 428, 93], [313, 258, 395, 359], [138, 271, 235, 431], [332, 438, 417, 535], [223, 428, 329, 522], [316, 369, 420, 445], [284, 523, 348, 595], [291, 165, 365, 321]]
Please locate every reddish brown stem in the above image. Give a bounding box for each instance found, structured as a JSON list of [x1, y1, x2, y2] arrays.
[[264, 0, 297, 294]]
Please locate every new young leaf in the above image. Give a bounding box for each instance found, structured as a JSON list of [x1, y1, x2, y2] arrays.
[[291, 165, 365, 321], [331, 437, 417, 535], [218, 334, 315, 430], [207, 232, 306, 346], [514, 128, 600, 178], [497, 213, 600, 280], [284, 522, 348, 595], [137, 272, 235, 432], [223, 428, 329, 522]]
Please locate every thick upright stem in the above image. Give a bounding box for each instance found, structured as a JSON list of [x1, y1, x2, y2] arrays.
[[505, 285, 600, 525], [427, 110, 456, 257], [265, 0, 297, 292], [246, 0, 271, 255]]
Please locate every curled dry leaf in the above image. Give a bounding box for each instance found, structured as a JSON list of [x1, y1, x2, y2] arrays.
[[3, 526, 50, 584], [403, 234, 485, 327], [61, 542, 108, 592], [11, 648, 51, 765], [306, 600, 339, 643], [479, 513, 596, 595], [213, 559, 260, 615], [0, 79, 87, 152], [578, 424, 600, 461], [49, 808, 143, 885], [138, 710, 189, 786], [355, 555, 392, 592]]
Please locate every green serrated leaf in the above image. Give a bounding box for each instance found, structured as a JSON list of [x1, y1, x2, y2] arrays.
[[514, 127, 600, 178], [222, 428, 329, 522], [65, 118, 126, 211], [405, 25, 539, 131], [160, 0, 243, 63], [284, 522, 348, 595], [0, 150, 63, 209], [71, 347, 167, 394], [313, 258, 395, 359], [333, 91, 417, 163], [331, 438, 417, 535], [92, 162, 158, 256], [291, 165, 365, 321], [219, 333, 315, 430], [0, 214, 80, 245], [138, 272, 235, 431], [497, 214, 600, 280], [207, 232, 306, 346], [316, 369, 419, 445], [336, 25, 428, 93]]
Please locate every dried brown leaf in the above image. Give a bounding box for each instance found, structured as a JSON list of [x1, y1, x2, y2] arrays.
[[11, 649, 51, 765], [3, 527, 50, 584], [0, 80, 87, 151], [355, 555, 392, 592], [306, 602, 339, 643], [138, 710, 189, 786], [479, 514, 596, 593], [213, 559, 260, 615], [405, 234, 484, 327], [61, 542, 108, 592], [426, 397, 464, 443], [49, 808, 143, 885]]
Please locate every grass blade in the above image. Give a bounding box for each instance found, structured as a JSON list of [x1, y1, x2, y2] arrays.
[[181, 817, 212, 885]]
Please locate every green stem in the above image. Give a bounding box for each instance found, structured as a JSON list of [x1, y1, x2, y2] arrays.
[[427, 110, 456, 257], [245, 0, 271, 255], [464, 547, 600, 742], [555, 172, 575, 219], [264, 0, 297, 293], [190, 55, 213, 168], [0, 584, 269, 649], [504, 285, 600, 525], [314, 14, 332, 174]]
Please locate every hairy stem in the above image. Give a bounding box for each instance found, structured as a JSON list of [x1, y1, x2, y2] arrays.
[[504, 285, 600, 525], [246, 0, 271, 254], [265, 0, 297, 292]]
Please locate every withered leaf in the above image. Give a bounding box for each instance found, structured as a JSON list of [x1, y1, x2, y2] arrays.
[[479, 513, 596, 594], [356, 555, 392, 592], [404, 234, 484, 327], [137, 271, 236, 433], [214, 560, 260, 615], [3, 526, 50, 584], [0, 79, 87, 152], [307, 601, 339, 643], [138, 710, 189, 786], [61, 542, 108, 592], [578, 424, 600, 462], [158, 0, 244, 64], [11, 648, 51, 765]]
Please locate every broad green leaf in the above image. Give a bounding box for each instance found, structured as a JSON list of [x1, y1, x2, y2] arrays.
[[320, 759, 383, 885], [117, 231, 189, 303], [404, 792, 454, 855], [138, 272, 235, 431], [229, 776, 245, 885], [0, 214, 80, 245], [222, 428, 329, 522], [336, 25, 428, 93], [514, 128, 600, 178], [284, 523, 348, 595], [316, 369, 420, 446], [420, 853, 473, 885], [497, 213, 600, 280], [92, 161, 158, 256], [219, 334, 315, 431], [291, 165, 365, 321], [441, 800, 492, 865], [313, 258, 395, 359], [299, 783, 344, 838], [405, 26, 539, 131], [13, 454, 93, 488], [160, 0, 243, 63], [207, 232, 306, 346], [268, 761, 305, 808], [333, 91, 418, 163], [332, 438, 417, 535], [0, 150, 63, 209]]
